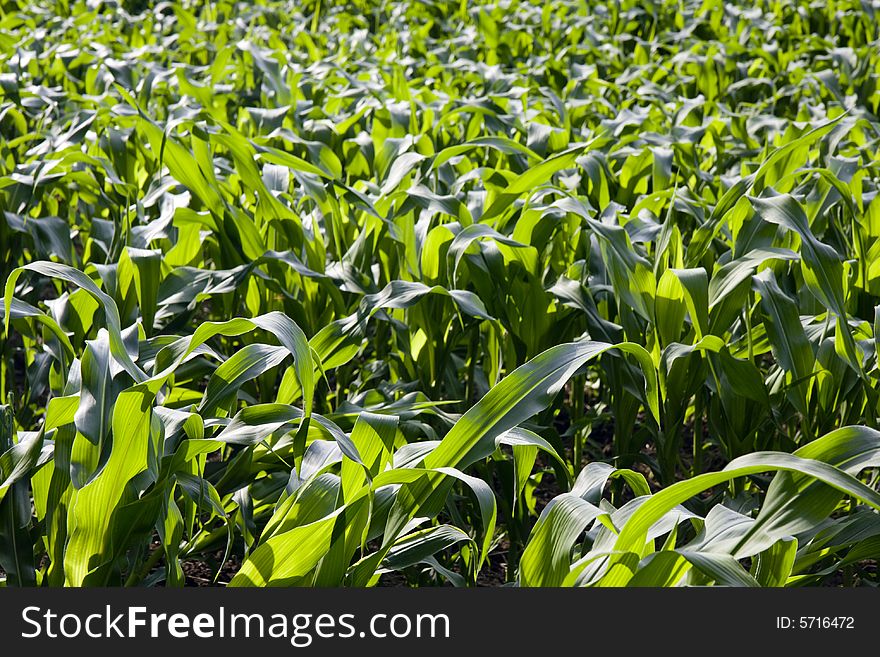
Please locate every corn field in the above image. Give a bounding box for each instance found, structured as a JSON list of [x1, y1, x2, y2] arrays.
[[2, 0, 880, 587]]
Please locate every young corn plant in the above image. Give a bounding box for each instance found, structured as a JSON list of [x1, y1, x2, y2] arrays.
[[2, 0, 880, 587]]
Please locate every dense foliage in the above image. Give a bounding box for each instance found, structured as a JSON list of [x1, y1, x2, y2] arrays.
[[2, 0, 880, 587]]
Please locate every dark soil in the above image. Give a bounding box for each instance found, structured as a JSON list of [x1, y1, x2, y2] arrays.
[[376, 570, 410, 586], [176, 547, 240, 586], [476, 543, 510, 586]]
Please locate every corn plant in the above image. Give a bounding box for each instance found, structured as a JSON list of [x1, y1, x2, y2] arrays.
[[2, 0, 880, 587]]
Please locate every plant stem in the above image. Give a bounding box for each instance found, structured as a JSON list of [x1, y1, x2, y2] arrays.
[[125, 543, 165, 587], [572, 374, 585, 475], [692, 390, 703, 477]]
